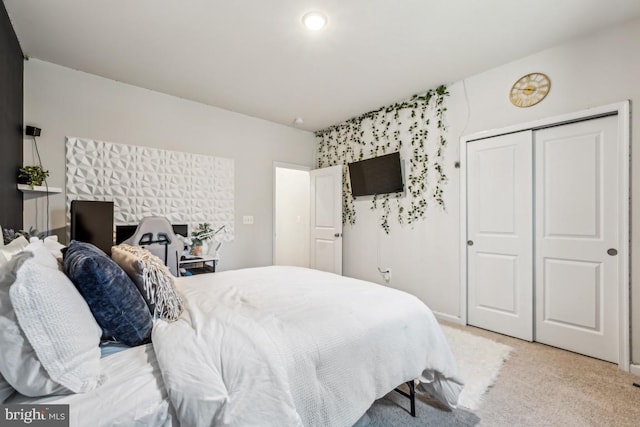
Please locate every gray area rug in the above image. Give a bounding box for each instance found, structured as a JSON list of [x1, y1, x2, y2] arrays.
[[357, 391, 480, 427]]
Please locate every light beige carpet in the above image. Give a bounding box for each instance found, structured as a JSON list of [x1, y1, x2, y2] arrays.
[[441, 325, 512, 409], [443, 322, 640, 426]]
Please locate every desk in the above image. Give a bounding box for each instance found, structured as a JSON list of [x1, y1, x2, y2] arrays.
[[179, 256, 216, 276]]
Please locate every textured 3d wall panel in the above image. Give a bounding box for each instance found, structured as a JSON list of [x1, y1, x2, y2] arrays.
[[66, 137, 234, 240]]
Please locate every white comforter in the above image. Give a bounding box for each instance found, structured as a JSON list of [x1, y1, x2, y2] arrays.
[[7, 344, 176, 427], [152, 266, 463, 426]]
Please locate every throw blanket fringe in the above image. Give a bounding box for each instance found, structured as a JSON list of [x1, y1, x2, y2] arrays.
[[117, 244, 184, 321]]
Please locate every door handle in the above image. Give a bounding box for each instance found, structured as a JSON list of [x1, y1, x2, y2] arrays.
[[334, 233, 342, 238], [467, 240, 474, 246], [607, 248, 618, 256]]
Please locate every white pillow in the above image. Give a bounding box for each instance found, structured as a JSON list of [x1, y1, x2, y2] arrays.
[[0, 236, 29, 266], [24, 240, 58, 269], [10, 243, 102, 394], [43, 235, 66, 261], [0, 251, 64, 397]]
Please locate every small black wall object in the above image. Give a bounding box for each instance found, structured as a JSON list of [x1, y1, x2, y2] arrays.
[[25, 126, 41, 137]]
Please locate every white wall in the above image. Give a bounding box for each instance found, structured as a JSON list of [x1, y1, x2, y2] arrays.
[[274, 166, 310, 267], [23, 59, 316, 271], [342, 18, 640, 361]]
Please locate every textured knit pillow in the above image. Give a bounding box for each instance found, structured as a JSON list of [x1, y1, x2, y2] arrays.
[[0, 251, 67, 397], [63, 241, 152, 346], [43, 235, 66, 264], [11, 242, 102, 393], [111, 244, 183, 321]]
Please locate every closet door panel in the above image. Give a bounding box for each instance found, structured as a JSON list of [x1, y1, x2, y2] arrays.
[[467, 131, 533, 341], [534, 116, 619, 363], [543, 135, 599, 238]]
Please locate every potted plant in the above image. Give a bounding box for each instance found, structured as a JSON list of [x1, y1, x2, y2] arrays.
[[18, 165, 49, 187], [191, 223, 214, 256]]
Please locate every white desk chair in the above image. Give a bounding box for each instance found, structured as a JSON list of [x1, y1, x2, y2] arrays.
[[123, 216, 181, 276]]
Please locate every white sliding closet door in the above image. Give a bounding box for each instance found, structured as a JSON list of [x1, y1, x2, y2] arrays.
[[534, 116, 619, 363], [467, 131, 533, 341]]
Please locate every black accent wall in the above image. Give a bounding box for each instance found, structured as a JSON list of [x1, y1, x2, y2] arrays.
[[0, 1, 23, 230]]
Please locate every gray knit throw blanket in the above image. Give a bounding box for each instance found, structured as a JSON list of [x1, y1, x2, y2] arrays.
[[117, 244, 184, 321]]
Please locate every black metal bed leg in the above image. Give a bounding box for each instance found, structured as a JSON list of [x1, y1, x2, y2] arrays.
[[393, 380, 417, 417], [407, 380, 416, 417]]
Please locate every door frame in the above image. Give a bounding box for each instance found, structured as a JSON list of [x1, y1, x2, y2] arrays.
[[459, 101, 630, 371], [272, 162, 311, 265]]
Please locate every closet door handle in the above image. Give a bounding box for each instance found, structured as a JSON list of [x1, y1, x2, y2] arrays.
[[467, 240, 474, 246], [334, 233, 342, 238], [607, 248, 618, 256]]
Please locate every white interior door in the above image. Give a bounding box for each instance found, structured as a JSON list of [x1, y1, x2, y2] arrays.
[[534, 116, 619, 363], [310, 165, 343, 274], [467, 131, 533, 341]]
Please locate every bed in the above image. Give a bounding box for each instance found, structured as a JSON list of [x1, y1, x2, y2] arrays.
[[1, 240, 462, 427]]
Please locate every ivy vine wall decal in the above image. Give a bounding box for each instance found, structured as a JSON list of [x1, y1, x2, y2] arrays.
[[315, 85, 450, 233]]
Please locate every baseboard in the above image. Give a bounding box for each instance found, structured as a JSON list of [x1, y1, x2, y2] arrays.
[[630, 364, 640, 377], [433, 311, 464, 325]]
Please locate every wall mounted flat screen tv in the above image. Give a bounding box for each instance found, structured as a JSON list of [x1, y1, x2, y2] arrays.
[[348, 152, 404, 197]]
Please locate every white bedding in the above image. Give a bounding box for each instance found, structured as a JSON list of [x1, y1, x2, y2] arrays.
[[7, 344, 176, 427], [8, 266, 462, 427], [153, 266, 463, 426]]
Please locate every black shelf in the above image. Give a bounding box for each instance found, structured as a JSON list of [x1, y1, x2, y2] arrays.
[[179, 257, 216, 276]]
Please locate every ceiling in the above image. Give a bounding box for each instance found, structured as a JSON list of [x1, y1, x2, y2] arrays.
[[5, 0, 640, 132]]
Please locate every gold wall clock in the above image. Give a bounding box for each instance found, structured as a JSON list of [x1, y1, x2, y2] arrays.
[[509, 72, 550, 107]]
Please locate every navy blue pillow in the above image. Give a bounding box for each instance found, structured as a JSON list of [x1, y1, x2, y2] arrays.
[[63, 240, 152, 346]]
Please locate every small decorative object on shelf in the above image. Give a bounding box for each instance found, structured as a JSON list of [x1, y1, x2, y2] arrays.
[[18, 165, 49, 187], [191, 245, 203, 256], [190, 223, 213, 255], [190, 223, 226, 256]]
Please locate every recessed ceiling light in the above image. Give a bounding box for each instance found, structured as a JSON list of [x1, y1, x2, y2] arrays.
[[302, 12, 327, 31]]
